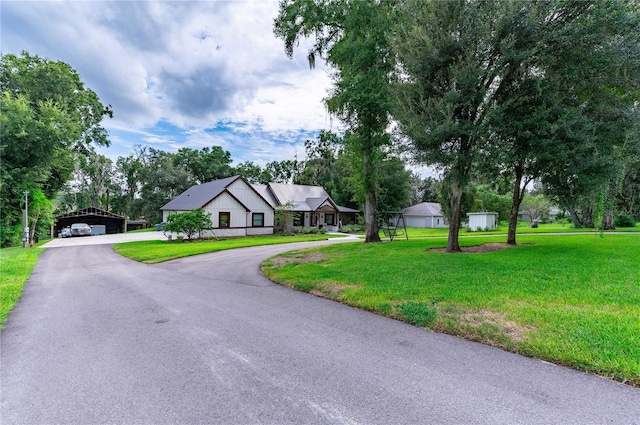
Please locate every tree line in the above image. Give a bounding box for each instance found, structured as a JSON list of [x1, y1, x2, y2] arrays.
[[2, 0, 639, 249], [274, 0, 640, 250]]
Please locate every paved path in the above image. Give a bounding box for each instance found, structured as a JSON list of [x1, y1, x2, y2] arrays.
[[2, 235, 639, 424]]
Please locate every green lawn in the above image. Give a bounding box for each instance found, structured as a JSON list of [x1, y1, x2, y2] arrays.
[[113, 233, 339, 263], [262, 234, 640, 386], [384, 221, 640, 239], [0, 246, 44, 330]]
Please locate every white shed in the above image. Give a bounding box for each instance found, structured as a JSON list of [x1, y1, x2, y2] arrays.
[[467, 212, 498, 231]]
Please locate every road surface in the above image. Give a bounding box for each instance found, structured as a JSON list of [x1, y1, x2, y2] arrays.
[[2, 236, 639, 424]]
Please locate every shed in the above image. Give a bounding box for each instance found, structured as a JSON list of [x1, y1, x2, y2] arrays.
[[467, 212, 498, 231], [55, 207, 127, 235]]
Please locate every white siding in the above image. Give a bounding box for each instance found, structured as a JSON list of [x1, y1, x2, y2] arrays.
[[406, 216, 426, 228], [204, 192, 247, 228], [467, 213, 497, 231], [405, 215, 447, 228], [228, 179, 275, 227]]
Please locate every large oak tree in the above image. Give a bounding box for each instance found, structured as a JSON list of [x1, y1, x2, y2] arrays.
[[0, 52, 112, 246]]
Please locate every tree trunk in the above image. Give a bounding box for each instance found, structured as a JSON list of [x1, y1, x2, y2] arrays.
[[363, 149, 381, 243], [446, 182, 463, 252], [568, 206, 582, 228], [507, 166, 524, 245], [602, 208, 616, 230], [582, 207, 594, 228]]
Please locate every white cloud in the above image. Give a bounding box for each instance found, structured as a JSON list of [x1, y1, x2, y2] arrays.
[[1, 0, 333, 163]]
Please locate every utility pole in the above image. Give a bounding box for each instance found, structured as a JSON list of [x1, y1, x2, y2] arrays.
[[22, 190, 29, 248]]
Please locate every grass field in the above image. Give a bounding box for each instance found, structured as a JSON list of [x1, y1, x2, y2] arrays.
[[261, 234, 640, 386], [0, 246, 43, 330], [379, 221, 640, 239], [113, 233, 338, 263]]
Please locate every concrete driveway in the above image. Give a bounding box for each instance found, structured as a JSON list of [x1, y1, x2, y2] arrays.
[[42, 230, 169, 248], [3, 235, 639, 424]]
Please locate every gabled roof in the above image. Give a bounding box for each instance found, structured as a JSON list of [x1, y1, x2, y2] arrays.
[[252, 184, 278, 207], [401, 202, 443, 217], [338, 205, 359, 213], [56, 207, 125, 220], [160, 176, 240, 211], [265, 183, 340, 212], [267, 182, 331, 205]]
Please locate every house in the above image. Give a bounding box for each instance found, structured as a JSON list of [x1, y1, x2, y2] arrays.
[[160, 176, 275, 237], [467, 212, 498, 231], [399, 202, 447, 228], [259, 182, 344, 231], [160, 176, 358, 236]]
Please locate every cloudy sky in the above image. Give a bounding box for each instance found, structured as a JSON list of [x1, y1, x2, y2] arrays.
[[1, 0, 336, 167]]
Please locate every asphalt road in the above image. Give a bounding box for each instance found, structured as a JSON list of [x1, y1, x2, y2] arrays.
[[2, 236, 639, 424]]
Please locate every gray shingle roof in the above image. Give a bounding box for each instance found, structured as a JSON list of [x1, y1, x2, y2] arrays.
[[267, 183, 330, 205], [251, 184, 278, 207], [160, 176, 239, 210], [162, 177, 358, 215], [401, 202, 443, 217]]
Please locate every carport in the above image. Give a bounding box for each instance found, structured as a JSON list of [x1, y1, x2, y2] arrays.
[[55, 207, 127, 235]]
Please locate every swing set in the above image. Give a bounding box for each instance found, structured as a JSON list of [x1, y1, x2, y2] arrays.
[[379, 211, 408, 241]]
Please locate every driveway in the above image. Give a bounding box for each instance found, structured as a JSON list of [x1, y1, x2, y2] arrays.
[[3, 237, 639, 424], [42, 230, 169, 247]]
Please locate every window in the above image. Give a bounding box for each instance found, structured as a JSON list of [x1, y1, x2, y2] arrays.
[[219, 212, 230, 228], [325, 214, 334, 225], [252, 213, 264, 227]]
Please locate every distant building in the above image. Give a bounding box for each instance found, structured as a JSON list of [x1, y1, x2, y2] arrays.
[[467, 212, 498, 231], [400, 202, 447, 228]]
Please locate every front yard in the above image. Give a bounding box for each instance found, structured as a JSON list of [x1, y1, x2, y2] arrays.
[[261, 234, 640, 386]]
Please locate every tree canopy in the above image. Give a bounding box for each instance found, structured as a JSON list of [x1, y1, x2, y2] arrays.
[[274, 0, 395, 242], [0, 52, 112, 246]]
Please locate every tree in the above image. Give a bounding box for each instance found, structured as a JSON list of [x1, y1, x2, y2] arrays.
[[473, 185, 512, 223], [497, 0, 640, 238], [164, 208, 213, 240], [409, 174, 439, 205], [393, 0, 640, 248], [520, 194, 551, 225], [73, 151, 115, 210], [137, 147, 192, 224], [377, 156, 412, 214], [295, 131, 357, 209], [173, 146, 233, 184], [262, 159, 303, 184], [274, 0, 395, 243], [0, 52, 112, 246], [234, 161, 264, 184], [392, 0, 517, 251]]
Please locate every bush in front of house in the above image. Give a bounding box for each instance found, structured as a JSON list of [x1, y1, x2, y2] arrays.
[[164, 208, 213, 240], [340, 224, 364, 233]]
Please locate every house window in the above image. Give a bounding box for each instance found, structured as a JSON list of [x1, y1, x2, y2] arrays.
[[252, 213, 264, 227], [219, 212, 230, 228], [325, 214, 334, 225], [293, 212, 302, 227]]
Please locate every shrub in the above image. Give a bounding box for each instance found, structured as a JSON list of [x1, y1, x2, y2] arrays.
[[614, 214, 636, 228], [164, 208, 213, 240], [396, 301, 437, 327], [340, 224, 364, 233]]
